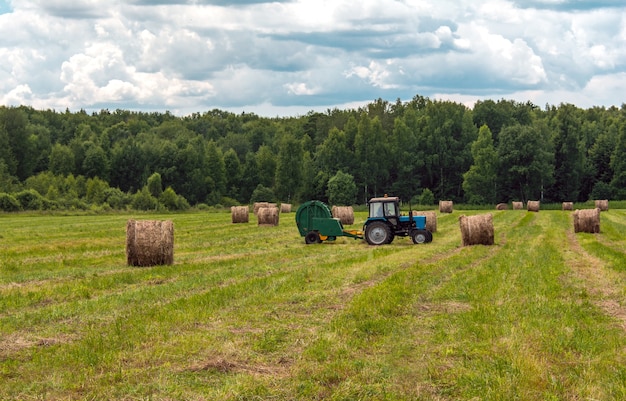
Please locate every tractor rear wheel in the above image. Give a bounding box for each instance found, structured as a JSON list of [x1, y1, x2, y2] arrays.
[[365, 222, 391, 245], [305, 231, 321, 244]]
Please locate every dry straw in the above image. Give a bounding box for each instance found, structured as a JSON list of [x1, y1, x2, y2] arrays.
[[231, 206, 249, 223], [527, 200, 540, 212], [253, 202, 269, 215], [562, 202, 573, 211], [332, 206, 355, 225], [126, 219, 174, 267], [439, 200, 453, 213], [459, 214, 494, 246], [257, 206, 280, 226], [595, 199, 609, 211], [496, 203, 508, 210], [573, 208, 601, 233], [412, 211, 437, 233], [280, 203, 292, 213], [512, 201, 524, 210]]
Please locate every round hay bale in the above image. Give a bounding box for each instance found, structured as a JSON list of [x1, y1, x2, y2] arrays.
[[573, 208, 600, 233], [231, 206, 249, 223], [496, 203, 508, 210], [412, 211, 437, 233], [257, 206, 279, 226], [562, 202, 573, 211], [439, 200, 453, 213], [253, 202, 269, 215], [527, 200, 540, 212], [594, 199, 609, 211], [459, 214, 494, 246], [512, 201, 524, 210], [331, 206, 355, 225], [126, 219, 174, 267], [280, 203, 292, 213]]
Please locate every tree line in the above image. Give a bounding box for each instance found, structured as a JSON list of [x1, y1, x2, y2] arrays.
[[0, 95, 625, 212]]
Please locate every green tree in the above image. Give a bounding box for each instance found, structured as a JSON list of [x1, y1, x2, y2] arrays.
[[86, 177, 109, 204], [82, 145, 110, 180], [389, 110, 423, 201], [415, 100, 476, 201], [147, 172, 163, 198], [205, 141, 226, 204], [354, 114, 389, 199], [497, 123, 554, 202], [316, 127, 351, 176], [49, 144, 75, 176], [0, 107, 30, 180], [250, 184, 275, 203], [109, 139, 145, 193], [223, 148, 242, 199], [256, 145, 276, 189], [462, 125, 498, 204], [274, 134, 303, 202], [327, 170, 357, 206], [610, 121, 626, 199], [549, 104, 585, 201], [131, 187, 159, 210]]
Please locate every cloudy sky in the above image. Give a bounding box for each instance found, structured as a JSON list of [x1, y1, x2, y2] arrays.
[[1, 0, 625, 117]]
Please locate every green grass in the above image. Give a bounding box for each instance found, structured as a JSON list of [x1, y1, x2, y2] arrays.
[[1, 209, 626, 400]]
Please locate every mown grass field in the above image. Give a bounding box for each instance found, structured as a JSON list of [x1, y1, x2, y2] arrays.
[[2, 207, 626, 400]]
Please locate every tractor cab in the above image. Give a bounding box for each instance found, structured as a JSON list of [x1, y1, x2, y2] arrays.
[[364, 195, 432, 245]]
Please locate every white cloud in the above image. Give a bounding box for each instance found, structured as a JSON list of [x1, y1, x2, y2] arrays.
[[0, 0, 624, 115]]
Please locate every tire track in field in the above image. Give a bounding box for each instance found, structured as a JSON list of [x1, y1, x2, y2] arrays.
[[564, 229, 626, 331]]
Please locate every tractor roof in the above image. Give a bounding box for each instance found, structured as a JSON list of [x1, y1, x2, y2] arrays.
[[369, 196, 399, 203]]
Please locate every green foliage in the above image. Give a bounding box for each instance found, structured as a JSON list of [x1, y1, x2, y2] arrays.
[[14, 189, 44, 210], [327, 170, 357, 206], [463, 125, 498, 204], [416, 188, 435, 205], [0, 192, 21, 212], [147, 172, 163, 198], [2, 101, 626, 210], [250, 184, 276, 203], [274, 134, 303, 202], [159, 186, 190, 211], [131, 187, 159, 211]]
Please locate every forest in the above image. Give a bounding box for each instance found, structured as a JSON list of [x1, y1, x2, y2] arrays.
[[0, 95, 625, 212]]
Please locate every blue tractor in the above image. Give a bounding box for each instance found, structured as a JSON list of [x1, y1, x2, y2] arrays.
[[364, 196, 433, 245]]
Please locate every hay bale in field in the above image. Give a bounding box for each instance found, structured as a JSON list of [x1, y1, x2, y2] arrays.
[[512, 201, 524, 210], [332, 206, 355, 225], [527, 200, 540, 212], [439, 200, 453, 213], [253, 202, 269, 215], [231, 206, 249, 223], [126, 219, 174, 267], [562, 202, 573, 211], [257, 206, 279, 226], [412, 211, 437, 233], [459, 214, 494, 246], [280, 203, 292, 213], [573, 208, 600, 233], [595, 199, 609, 211], [496, 203, 508, 210]]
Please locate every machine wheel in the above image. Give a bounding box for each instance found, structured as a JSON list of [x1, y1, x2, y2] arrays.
[[365, 222, 391, 245], [411, 229, 431, 244], [305, 231, 321, 244]]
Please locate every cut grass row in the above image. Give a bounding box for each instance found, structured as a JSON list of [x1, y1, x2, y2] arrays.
[[1, 209, 626, 400]]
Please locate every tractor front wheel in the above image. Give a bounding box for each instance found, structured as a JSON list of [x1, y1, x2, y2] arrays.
[[411, 229, 432, 244], [305, 231, 321, 244], [365, 222, 392, 245]]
